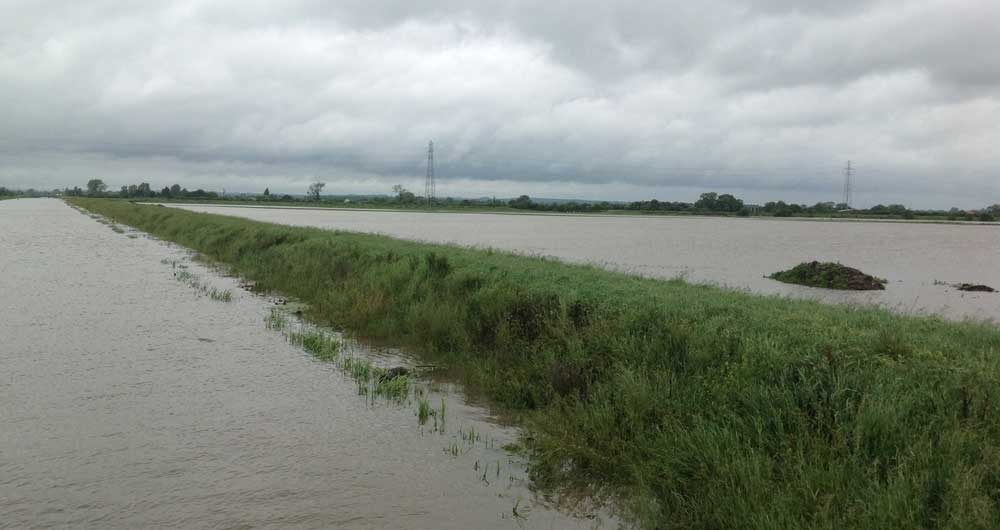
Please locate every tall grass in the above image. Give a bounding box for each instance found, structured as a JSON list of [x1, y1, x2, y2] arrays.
[[68, 197, 1000, 529]]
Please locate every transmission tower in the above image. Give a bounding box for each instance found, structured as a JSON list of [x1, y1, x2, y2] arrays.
[[842, 160, 853, 208], [425, 140, 435, 206]]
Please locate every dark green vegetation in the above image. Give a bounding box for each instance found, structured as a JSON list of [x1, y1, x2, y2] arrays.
[[770, 261, 888, 291], [69, 198, 1000, 529], [54, 177, 1000, 221]]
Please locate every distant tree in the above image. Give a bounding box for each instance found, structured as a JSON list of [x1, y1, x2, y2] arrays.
[[392, 184, 416, 203], [86, 179, 107, 196], [136, 182, 152, 197], [263, 187, 270, 197], [171, 184, 182, 196], [763, 201, 793, 216], [508, 195, 533, 209], [161, 186, 171, 197], [308, 181, 325, 201], [695, 192, 719, 210], [715, 193, 743, 212]]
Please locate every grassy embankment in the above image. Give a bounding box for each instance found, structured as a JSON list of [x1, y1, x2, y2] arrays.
[[145, 197, 993, 224], [151, 196, 526, 214], [70, 198, 1000, 529]]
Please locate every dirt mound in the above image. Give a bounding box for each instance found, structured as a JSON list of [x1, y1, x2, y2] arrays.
[[956, 283, 996, 293], [769, 261, 887, 291]]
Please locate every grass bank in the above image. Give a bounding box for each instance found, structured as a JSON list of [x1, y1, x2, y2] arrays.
[[69, 198, 1000, 529], [144, 197, 1000, 225]]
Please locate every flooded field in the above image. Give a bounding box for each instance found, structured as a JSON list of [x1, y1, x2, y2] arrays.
[[0, 199, 607, 530], [168, 204, 1000, 323]]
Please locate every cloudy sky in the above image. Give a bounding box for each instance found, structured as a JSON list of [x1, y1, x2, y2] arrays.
[[1, 0, 997, 207]]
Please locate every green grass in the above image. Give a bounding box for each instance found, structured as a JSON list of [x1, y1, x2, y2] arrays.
[[417, 396, 432, 425], [67, 197, 1000, 529], [287, 329, 341, 360]]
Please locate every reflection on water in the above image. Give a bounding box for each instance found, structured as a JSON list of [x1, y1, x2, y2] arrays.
[[170, 203, 1000, 323], [0, 199, 607, 530]]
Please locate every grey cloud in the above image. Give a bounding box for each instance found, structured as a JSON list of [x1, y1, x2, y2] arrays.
[[0, 0, 997, 208]]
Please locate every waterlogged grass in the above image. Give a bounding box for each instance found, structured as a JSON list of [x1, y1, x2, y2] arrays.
[[287, 329, 341, 360], [265, 306, 288, 330], [67, 198, 1000, 529], [172, 269, 234, 303], [266, 307, 415, 403], [417, 396, 432, 425]]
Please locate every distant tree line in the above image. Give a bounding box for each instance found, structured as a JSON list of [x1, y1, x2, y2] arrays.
[[508, 195, 616, 213], [0, 186, 58, 198], [64, 179, 221, 199], [49, 178, 1000, 222]]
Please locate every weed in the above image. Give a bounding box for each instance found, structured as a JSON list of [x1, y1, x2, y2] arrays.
[[265, 308, 288, 331], [288, 330, 341, 360], [208, 288, 233, 303], [417, 397, 431, 425]]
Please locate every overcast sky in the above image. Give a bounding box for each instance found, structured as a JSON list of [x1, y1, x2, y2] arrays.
[[1, 0, 997, 207]]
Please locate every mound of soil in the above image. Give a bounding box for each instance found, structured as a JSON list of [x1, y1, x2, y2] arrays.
[[956, 283, 996, 293], [769, 261, 887, 291]]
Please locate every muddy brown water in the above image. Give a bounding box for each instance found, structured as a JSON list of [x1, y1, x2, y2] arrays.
[[0, 199, 609, 530], [165, 203, 1000, 323]]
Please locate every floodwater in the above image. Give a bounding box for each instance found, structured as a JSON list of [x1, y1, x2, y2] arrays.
[[168, 204, 1000, 323], [0, 199, 608, 530]]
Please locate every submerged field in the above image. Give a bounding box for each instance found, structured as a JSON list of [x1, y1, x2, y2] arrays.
[[69, 198, 1000, 529]]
